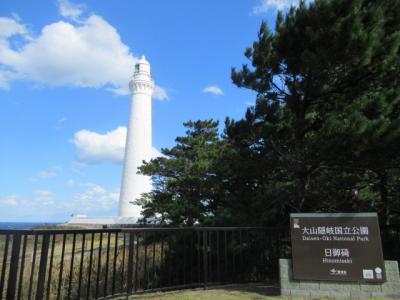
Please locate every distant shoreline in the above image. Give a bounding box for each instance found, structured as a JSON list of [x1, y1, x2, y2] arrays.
[[0, 222, 62, 230]]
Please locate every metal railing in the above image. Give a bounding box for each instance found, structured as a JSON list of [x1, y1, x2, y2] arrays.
[[381, 225, 400, 262], [0, 227, 289, 300], [1, 225, 398, 300]]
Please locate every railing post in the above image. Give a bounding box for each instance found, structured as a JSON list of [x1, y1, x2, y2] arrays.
[[6, 233, 21, 300], [126, 232, 135, 297], [203, 230, 208, 288], [35, 234, 50, 300]]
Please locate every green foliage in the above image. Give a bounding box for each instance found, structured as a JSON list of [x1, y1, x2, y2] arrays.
[[137, 0, 400, 226], [229, 0, 400, 224], [137, 120, 224, 226]]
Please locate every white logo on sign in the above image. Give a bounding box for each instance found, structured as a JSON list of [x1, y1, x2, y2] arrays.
[[330, 268, 347, 276], [375, 267, 383, 279], [363, 269, 374, 279], [293, 219, 300, 228]]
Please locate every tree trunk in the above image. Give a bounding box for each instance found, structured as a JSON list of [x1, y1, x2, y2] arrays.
[[298, 172, 311, 211], [378, 171, 389, 226]]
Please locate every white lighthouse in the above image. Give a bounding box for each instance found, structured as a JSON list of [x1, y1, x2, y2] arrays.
[[119, 56, 154, 218]]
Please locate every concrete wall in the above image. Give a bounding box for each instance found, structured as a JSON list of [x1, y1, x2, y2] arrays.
[[280, 259, 400, 297]]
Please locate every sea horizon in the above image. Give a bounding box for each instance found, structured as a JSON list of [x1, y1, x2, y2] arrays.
[[0, 222, 62, 229]]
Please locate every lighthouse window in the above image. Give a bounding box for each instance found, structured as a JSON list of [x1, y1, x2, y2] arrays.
[[135, 65, 140, 72]]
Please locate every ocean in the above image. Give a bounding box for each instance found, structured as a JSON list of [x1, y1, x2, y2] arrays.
[[0, 222, 61, 229]]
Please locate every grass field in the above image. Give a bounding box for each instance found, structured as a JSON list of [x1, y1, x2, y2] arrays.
[[113, 284, 398, 300], [126, 284, 281, 299], [132, 289, 277, 299]]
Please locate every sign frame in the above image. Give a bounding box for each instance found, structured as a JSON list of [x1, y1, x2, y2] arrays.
[[290, 212, 385, 283]]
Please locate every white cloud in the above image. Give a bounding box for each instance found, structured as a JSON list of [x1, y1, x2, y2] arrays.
[[55, 116, 67, 130], [33, 189, 55, 205], [0, 70, 19, 90], [0, 183, 119, 219], [202, 85, 224, 96], [0, 17, 27, 38], [57, 117, 67, 123], [28, 167, 59, 181], [152, 147, 164, 158], [66, 179, 76, 187], [64, 183, 119, 212], [0, 8, 168, 99], [252, 0, 301, 14], [57, 0, 85, 21], [38, 170, 57, 179], [72, 126, 163, 164], [72, 126, 126, 163], [0, 195, 18, 206], [0, 15, 135, 91], [153, 85, 169, 101]]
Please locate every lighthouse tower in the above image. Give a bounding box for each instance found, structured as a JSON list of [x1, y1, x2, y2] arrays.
[[119, 56, 154, 218]]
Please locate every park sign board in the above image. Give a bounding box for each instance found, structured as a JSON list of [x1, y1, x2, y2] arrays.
[[290, 212, 385, 283]]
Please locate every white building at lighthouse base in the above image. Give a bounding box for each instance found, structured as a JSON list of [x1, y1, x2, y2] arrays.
[[67, 215, 138, 226]]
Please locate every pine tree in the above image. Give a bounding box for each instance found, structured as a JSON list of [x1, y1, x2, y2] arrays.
[[136, 0, 400, 226], [230, 0, 400, 222], [137, 120, 223, 226]]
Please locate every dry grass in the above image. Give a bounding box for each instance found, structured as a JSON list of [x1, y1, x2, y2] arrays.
[[0, 231, 165, 299]]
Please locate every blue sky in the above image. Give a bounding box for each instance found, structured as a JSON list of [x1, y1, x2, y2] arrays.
[[0, 0, 297, 222]]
